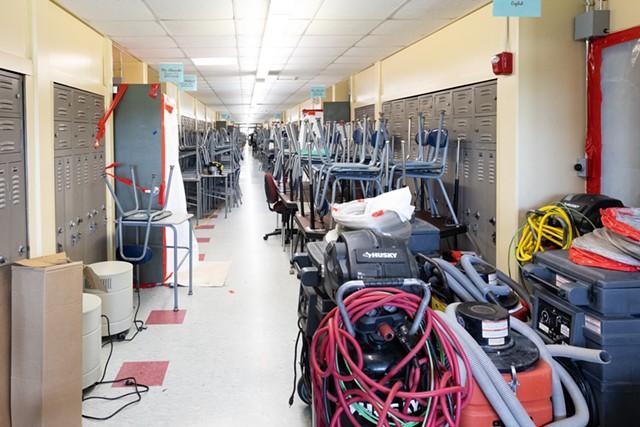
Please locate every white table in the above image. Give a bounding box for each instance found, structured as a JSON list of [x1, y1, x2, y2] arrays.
[[117, 212, 194, 311]]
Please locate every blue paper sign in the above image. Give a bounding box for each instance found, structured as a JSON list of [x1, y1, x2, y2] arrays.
[[274, 112, 282, 119], [221, 113, 230, 121], [159, 63, 184, 83], [178, 74, 197, 91], [310, 86, 326, 99], [493, 0, 541, 17]]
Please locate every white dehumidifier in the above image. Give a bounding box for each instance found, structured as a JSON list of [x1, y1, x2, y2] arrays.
[[82, 293, 102, 389], [85, 261, 134, 337]]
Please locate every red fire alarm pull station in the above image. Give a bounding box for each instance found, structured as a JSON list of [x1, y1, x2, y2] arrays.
[[491, 52, 513, 75]]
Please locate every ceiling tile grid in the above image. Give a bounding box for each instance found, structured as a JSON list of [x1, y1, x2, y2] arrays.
[[53, 0, 489, 123]]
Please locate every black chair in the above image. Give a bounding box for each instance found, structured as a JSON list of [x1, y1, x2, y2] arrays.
[[263, 172, 296, 242]]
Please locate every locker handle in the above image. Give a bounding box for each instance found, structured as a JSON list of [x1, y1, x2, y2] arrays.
[[489, 217, 496, 226], [17, 245, 26, 255], [0, 256, 5, 264]]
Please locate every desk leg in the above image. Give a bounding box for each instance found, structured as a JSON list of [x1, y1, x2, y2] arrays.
[[171, 224, 179, 311], [188, 220, 193, 296]]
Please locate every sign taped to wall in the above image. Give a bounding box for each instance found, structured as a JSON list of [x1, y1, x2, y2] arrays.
[[493, 0, 541, 17]]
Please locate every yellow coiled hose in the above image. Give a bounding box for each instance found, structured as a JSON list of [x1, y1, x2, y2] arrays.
[[516, 205, 575, 263]]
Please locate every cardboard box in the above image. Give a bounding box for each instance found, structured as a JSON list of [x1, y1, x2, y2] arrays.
[[0, 264, 11, 427], [11, 253, 83, 427]]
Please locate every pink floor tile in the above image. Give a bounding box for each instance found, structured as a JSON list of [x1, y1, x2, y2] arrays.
[[146, 309, 187, 325], [197, 237, 211, 243], [113, 361, 169, 387]]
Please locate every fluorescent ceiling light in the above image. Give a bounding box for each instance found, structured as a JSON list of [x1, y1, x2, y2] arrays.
[[192, 57, 237, 66]]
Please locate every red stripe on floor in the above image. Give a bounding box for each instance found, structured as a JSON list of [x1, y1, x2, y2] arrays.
[[197, 237, 210, 243], [113, 361, 169, 387], [196, 224, 215, 229], [146, 309, 187, 325], [199, 253, 206, 261]]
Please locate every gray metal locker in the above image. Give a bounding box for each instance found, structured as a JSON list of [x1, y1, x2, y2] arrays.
[[54, 86, 72, 120], [452, 117, 473, 142], [0, 162, 8, 263], [54, 156, 66, 253], [74, 122, 91, 149], [474, 83, 497, 114], [433, 91, 452, 116], [90, 94, 104, 123], [8, 161, 27, 261], [73, 90, 90, 122], [0, 118, 22, 154], [452, 88, 474, 116], [54, 121, 72, 150], [0, 71, 22, 117], [474, 115, 497, 147], [355, 104, 375, 122], [418, 95, 434, 119]]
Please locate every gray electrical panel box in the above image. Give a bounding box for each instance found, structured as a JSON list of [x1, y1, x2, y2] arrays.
[[0, 69, 28, 265], [53, 83, 106, 264], [575, 10, 610, 40]]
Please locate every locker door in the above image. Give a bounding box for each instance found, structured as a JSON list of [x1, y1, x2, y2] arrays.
[[452, 117, 473, 142], [54, 85, 72, 120], [54, 156, 66, 253], [0, 162, 9, 263], [0, 71, 22, 117], [91, 94, 104, 123], [64, 155, 83, 260], [433, 91, 452, 117], [452, 88, 474, 116], [8, 161, 27, 261], [474, 115, 497, 148], [0, 117, 22, 154], [474, 83, 497, 114], [54, 121, 72, 150], [418, 95, 434, 119], [460, 146, 477, 234], [91, 150, 107, 262], [74, 122, 91, 149], [73, 90, 90, 122], [484, 149, 497, 265]]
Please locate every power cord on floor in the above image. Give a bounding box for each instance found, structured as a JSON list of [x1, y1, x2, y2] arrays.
[[119, 287, 147, 342], [82, 314, 149, 421]]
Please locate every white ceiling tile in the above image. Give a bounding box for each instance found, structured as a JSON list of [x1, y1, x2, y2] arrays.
[[371, 19, 435, 42], [183, 47, 238, 57], [238, 47, 260, 57], [292, 46, 346, 57], [90, 20, 166, 37], [146, 0, 233, 19], [195, 64, 240, 74], [237, 35, 262, 48], [234, 0, 269, 19], [305, 20, 380, 36], [128, 48, 185, 59], [54, 0, 154, 21], [314, 0, 405, 20], [344, 46, 398, 58], [286, 56, 335, 67], [393, 0, 487, 20], [355, 35, 404, 48], [236, 19, 266, 36], [284, 19, 310, 36], [174, 36, 237, 48], [296, 35, 361, 49], [163, 20, 235, 36], [112, 36, 178, 49], [138, 57, 188, 66], [333, 55, 377, 65]]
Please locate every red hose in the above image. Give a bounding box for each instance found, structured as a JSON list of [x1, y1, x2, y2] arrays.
[[311, 288, 473, 427]]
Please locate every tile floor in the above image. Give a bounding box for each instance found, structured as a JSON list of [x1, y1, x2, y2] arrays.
[[82, 149, 311, 426]]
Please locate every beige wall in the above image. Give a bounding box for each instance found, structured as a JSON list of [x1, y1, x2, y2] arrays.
[[608, 0, 640, 32]]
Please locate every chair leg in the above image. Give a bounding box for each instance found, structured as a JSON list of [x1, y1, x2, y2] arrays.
[[436, 178, 459, 225]]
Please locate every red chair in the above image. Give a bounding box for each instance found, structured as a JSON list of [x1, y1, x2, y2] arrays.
[[263, 172, 296, 242]]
